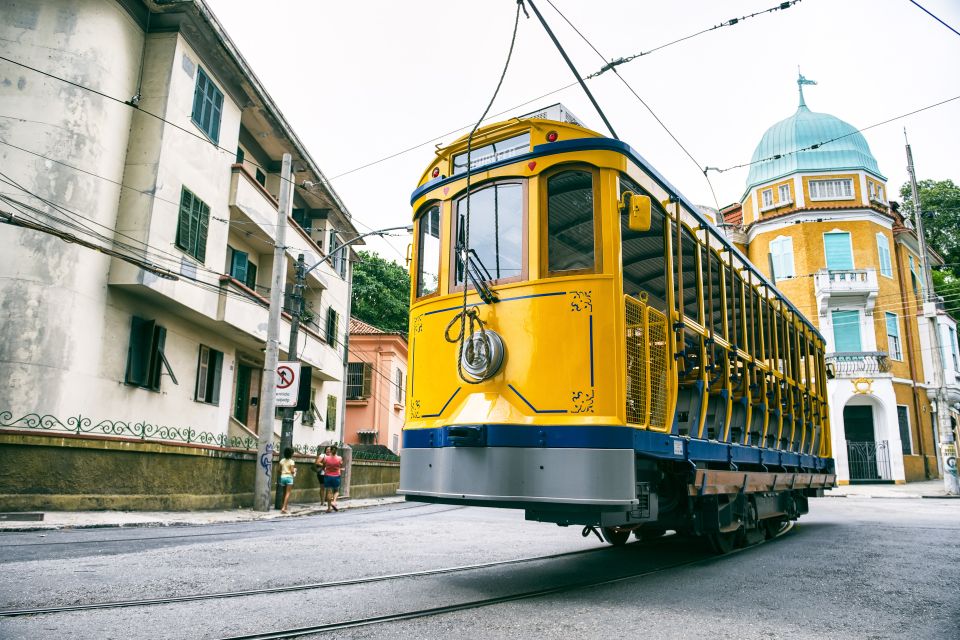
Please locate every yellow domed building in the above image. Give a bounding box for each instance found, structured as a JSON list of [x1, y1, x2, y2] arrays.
[[724, 76, 947, 484]]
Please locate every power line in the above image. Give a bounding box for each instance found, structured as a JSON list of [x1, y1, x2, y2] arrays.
[[708, 94, 960, 174], [543, 0, 721, 209], [908, 0, 960, 38]]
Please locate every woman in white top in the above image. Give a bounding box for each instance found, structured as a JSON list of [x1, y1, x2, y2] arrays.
[[278, 447, 297, 514]]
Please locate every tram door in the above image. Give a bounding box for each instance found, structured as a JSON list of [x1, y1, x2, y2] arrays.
[[845, 405, 882, 481]]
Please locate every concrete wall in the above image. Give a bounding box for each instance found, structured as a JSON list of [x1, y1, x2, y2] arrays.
[[0, 433, 399, 511]]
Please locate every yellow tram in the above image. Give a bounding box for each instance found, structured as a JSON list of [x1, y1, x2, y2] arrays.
[[400, 105, 836, 550]]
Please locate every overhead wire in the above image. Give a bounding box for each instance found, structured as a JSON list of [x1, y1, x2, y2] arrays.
[[907, 0, 960, 38]]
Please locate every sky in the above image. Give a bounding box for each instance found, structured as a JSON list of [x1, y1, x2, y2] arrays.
[[204, 0, 960, 263]]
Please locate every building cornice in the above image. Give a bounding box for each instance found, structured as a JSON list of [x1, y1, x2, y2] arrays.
[[746, 207, 894, 243]]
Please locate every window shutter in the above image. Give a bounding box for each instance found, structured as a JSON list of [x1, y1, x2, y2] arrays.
[[177, 190, 194, 252], [196, 345, 210, 401], [326, 394, 337, 431], [877, 234, 892, 277], [210, 350, 222, 404], [210, 89, 222, 143], [147, 325, 167, 390], [361, 362, 373, 397], [832, 310, 862, 352], [897, 406, 912, 455], [192, 74, 205, 125], [196, 201, 209, 263], [230, 249, 248, 283], [885, 313, 899, 339], [125, 317, 155, 386], [245, 261, 258, 290], [824, 232, 853, 271]]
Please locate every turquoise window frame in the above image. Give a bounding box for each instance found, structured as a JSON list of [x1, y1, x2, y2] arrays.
[[824, 231, 854, 272], [832, 309, 862, 353]]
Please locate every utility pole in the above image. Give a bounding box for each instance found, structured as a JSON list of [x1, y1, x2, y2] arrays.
[[906, 131, 959, 495], [254, 153, 293, 511], [274, 253, 305, 509]]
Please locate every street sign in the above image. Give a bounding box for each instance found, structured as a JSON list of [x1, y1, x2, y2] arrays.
[[275, 361, 301, 407]]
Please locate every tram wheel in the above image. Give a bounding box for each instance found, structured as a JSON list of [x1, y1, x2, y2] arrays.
[[763, 518, 785, 539], [601, 527, 631, 546], [705, 530, 738, 554]]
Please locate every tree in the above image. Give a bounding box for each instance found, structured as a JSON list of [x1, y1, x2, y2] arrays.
[[932, 270, 960, 321], [350, 250, 410, 333], [900, 179, 960, 275]]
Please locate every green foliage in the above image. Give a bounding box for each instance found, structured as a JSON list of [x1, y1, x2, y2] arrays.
[[932, 270, 960, 320], [900, 179, 960, 274], [351, 250, 410, 333]]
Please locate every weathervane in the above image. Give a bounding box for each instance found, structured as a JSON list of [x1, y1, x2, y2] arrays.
[[797, 67, 817, 108]]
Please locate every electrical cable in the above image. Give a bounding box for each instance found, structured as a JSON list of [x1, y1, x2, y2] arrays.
[[907, 0, 960, 38]]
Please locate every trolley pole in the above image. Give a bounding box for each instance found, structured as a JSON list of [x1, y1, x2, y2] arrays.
[[254, 153, 293, 511], [906, 132, 959, 495]]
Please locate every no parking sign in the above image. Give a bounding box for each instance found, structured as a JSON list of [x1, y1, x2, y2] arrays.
[[275, 361, 301, 408]]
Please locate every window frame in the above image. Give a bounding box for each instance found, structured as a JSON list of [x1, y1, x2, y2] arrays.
[[539, 164, 602, 278], [176, 187, 210, 263], [823, 231, 854, 272], [346, 361, 372, 400], [876, 233, 893, 278], [769, 235, 795, 280], [195, 344, 223, 404], [448, 178, 529, 294], [325, 308, 339, 347], [809, 178, 855, 201], [885, 312, 902, 361], [125, 316, 177, 392], [414, 202, 442, 300], [778, 183, 792, 204], [191, 67, 223, 144], [761, 188, 774, 208], [896, 405, 913, 455], [395, 368, 405, 405]]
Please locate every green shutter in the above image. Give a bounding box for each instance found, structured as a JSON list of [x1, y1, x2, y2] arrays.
[[196, 345, 209, 401], [210, 349, 222, 404], [824, 232, 853, 271], [196, 200, 209, 263], [125, 317, 154, 386], [245, 261, 258, 290], [361, 362, 373, 397], [877, 234, 892, 277], [230, 249, 248, 283], [177, 189, 193, 252], [832, 310, 862, 352], [326, 394, 337, 431]]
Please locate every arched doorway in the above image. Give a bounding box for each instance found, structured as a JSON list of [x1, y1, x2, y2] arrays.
[[844, 402, 892, 482]]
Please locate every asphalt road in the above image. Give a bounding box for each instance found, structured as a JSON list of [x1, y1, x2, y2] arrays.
[[0, 497, 957, 639]]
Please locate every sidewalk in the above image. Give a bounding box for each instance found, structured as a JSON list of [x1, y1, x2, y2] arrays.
[[0, 495, 407, 532], [824, 479, 956, 499]]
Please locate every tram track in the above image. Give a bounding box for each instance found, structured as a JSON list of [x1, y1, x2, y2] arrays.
[[216, 522, 796, 640], [0, 540, 607, 618]]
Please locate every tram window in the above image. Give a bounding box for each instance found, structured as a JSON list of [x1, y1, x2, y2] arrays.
[[619, 175, 667, 310], [416, 205, 441, 297], [680, 226, 699, 321], [546, 170, 596, 273], [708, 251, 724, 338], [454, 182, 524, 287]]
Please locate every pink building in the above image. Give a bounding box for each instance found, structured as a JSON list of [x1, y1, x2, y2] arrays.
[[345, 319, 407, 453]]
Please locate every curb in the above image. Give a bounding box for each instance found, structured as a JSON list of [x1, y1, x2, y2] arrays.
[[0, 498, 404, 533]]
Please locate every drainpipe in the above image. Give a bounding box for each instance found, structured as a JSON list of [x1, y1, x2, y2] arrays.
[[894, 239, 929, 477]]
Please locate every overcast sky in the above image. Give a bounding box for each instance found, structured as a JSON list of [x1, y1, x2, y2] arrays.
[[204, 0, 960, 262]]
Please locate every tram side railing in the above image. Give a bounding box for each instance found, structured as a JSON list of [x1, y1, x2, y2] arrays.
[[625, 294, 671, 431]]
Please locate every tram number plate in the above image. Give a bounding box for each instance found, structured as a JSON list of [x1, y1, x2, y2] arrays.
[[673, 440, 684, 456]]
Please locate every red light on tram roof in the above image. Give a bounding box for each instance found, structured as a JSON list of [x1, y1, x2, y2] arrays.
[[432, 167, 440, 178], [546, 131, 559, 142]]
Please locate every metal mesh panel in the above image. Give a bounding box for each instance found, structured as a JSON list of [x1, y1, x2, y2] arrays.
[[647, 307, 668, 431], [624, 296, 669, 430], [625, 297, 645, 425]]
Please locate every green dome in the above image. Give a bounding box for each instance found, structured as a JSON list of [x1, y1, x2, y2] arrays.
[[744, 92, 884, 194]]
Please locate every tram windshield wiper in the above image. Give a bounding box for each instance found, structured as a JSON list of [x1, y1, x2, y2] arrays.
[[457, 245, 499, 305]]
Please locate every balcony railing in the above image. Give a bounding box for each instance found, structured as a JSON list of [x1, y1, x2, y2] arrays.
[[825, 351, 891, 378], [815, 268, 879, 315]]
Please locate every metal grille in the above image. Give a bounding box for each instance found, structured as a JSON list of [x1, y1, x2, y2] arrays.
[[846, 440, 892, 481], [625, 297, 645, 425], [647, 308, 668, 431], [624, 296, 669, 431]]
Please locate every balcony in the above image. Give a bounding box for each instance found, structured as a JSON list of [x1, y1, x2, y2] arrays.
[[217, 278, 342, 378], [825, 351, 891, 378], [815, 268, 879, 315], [228, 165, 333, 288]]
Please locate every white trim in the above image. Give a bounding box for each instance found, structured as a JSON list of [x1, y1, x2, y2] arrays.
[[747, 208, 893, 242]]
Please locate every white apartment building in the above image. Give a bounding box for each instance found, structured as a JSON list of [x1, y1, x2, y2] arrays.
[[0, 0, 357, 463]]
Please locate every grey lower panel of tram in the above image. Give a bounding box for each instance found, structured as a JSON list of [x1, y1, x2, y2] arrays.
[[399, 447, 638, 506]]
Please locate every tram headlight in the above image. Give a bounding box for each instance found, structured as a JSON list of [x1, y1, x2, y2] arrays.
[[461, 330, 505, 381]]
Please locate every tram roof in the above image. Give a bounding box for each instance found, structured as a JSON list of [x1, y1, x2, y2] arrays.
[[411, 132, 823, 340]]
